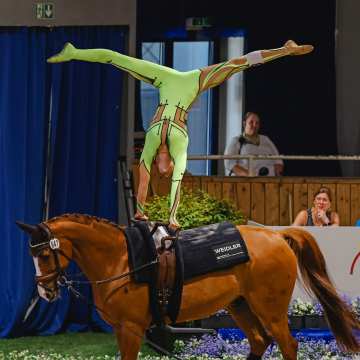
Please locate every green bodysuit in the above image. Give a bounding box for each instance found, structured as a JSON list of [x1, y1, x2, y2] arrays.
[[47, 41, 310, 226]]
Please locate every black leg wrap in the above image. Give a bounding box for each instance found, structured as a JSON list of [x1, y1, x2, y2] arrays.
[[247, 353, 262, 360]]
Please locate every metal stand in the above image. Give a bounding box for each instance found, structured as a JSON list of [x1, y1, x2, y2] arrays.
[[118, 156, 136, 225]]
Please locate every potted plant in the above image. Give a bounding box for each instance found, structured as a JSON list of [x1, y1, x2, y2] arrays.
[[288, 298, 306, 330], [145, 188, 246, 229], [288, 298, 321, 329], [304, 301, 328, 329], [351, 296, 360, 320]]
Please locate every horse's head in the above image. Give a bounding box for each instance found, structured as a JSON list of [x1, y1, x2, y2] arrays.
[[16, 221, 72, 302]]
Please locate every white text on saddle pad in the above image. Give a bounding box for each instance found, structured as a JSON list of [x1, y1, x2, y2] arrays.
[[214, 243, 241, 254], [212, 241, 245, 261]]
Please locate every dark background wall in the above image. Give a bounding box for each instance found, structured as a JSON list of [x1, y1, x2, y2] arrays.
[[138, 0, 338, 176]]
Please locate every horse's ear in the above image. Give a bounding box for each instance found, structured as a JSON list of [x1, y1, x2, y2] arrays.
[[15, 221, 37, 235]]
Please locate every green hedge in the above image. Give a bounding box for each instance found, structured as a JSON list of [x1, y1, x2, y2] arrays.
[[145, 188, 246, 229]]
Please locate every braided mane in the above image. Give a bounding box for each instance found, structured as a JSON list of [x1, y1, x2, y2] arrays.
[[46, 213, 124, 231]]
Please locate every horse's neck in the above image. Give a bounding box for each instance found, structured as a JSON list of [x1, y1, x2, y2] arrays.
[[55, 220, 127, 281]]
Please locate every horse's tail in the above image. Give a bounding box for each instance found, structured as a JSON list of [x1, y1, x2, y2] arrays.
[[279, 227, 360, 352]]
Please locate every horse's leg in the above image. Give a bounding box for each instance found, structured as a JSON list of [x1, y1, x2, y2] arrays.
[[237, 227, 299, 359], [246, 289, 297, 359], [227, 298, 272, 359], [114, 321, 145, 360], [261, 317, 297, 360]]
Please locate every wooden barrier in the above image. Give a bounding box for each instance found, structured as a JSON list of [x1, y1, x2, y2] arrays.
[[132, 165, 360, 226]]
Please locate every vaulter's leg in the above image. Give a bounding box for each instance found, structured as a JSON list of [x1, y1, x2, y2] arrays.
[[47, 43, 173, 85], [135, 125, 161, 220], [247, 40, 314, 66], [167, 126, 189, 229]]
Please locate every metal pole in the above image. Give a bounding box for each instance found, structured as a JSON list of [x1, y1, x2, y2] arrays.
[[187, 154, 360, 161]]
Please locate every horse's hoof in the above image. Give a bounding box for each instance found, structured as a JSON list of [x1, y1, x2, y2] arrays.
[[114, 352, 140, 360]]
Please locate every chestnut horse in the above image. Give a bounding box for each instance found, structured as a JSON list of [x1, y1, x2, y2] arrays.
[[17, 214, 360, 360]]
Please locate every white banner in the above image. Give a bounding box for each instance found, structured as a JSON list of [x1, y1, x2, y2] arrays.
[[269, 226, 360, 299]]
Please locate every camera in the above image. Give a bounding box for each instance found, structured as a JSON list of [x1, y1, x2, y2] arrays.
[[258, 167, 269, 176]]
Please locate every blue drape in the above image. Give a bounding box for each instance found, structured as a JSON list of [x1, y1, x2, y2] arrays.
[[46, 26, 124, 334], [0, 28, 50, 337], [0, 26, 125, 337]]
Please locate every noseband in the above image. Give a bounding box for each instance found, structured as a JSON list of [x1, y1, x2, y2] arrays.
[[30, 223, 67, 291]]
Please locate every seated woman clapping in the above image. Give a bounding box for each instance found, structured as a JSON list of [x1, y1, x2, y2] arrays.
[[293, 187, 340, 226]]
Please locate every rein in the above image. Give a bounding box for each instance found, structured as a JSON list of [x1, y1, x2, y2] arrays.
[[61, 260, 159, 286]]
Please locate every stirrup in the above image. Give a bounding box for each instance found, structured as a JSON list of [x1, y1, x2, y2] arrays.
[[161, 227, 180, 251]]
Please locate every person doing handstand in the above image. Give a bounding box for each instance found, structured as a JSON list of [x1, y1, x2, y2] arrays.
[[48, 40, 313, 229]]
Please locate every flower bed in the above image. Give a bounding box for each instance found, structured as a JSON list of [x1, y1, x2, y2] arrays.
[[202, 295, 360, 331], [174, 335, 356, 359]]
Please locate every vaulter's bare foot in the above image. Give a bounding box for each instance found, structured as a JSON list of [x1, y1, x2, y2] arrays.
[[168, 222, 180, 232], [134, 212, 149, 221], [47, 42, 76, 63], [284, 40, 314, 56]]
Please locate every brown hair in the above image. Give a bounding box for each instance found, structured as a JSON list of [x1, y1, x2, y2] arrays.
[[314, 187, 332, 202], [243, 111, 260, 123]]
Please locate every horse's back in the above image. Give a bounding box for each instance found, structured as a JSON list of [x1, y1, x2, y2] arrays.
[[235, 225, 297, 284], [237, 225, 294, 256]]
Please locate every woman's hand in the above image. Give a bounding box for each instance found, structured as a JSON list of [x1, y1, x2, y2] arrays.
[[232, 164, 249, 177], [316, 209, 330, 225]]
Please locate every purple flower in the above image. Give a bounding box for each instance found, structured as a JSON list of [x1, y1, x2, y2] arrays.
[[313, 302, 324, 316], [177, 332, 358, 359]]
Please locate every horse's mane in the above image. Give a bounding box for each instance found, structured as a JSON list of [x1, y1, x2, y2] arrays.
[[46, 213, 125, 231]]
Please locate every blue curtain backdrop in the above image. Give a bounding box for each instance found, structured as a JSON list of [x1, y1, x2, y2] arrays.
[[0, 26, 125, 337], [0, 28, 50, 337], [46, 26, 124, 334]]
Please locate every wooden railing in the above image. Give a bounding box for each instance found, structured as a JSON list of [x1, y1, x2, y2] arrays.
[[180, 176, 360, 226], [132, 165, 360, 226]]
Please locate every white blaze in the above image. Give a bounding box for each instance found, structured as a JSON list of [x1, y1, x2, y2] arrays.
[[33, 257, 48, 300]]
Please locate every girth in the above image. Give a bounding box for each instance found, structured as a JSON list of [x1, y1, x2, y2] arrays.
[[125, 221, 181, 325]]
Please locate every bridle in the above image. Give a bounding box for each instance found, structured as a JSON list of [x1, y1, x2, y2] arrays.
[[30, 223, 69, 294], [29, 222, 160, 295]]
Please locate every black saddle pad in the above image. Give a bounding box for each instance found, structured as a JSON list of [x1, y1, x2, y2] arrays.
[[179, 221, 249, 280], [124, 221, 249, 324], [125, 221, 250, 282], [124, 221, 156, 283]]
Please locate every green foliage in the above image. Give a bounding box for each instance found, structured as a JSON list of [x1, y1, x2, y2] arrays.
[[145, 188, 246, 229], [0, 332, 157, 359]]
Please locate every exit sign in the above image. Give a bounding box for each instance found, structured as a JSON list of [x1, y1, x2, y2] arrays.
[[186, 17, 211, 31], [36, 3, 54, 20]]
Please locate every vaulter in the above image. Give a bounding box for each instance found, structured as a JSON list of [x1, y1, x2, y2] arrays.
[[47, 40, 313, 229]]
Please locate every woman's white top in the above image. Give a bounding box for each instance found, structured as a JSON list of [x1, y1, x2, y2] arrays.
[[224, 134, 283, 176]]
